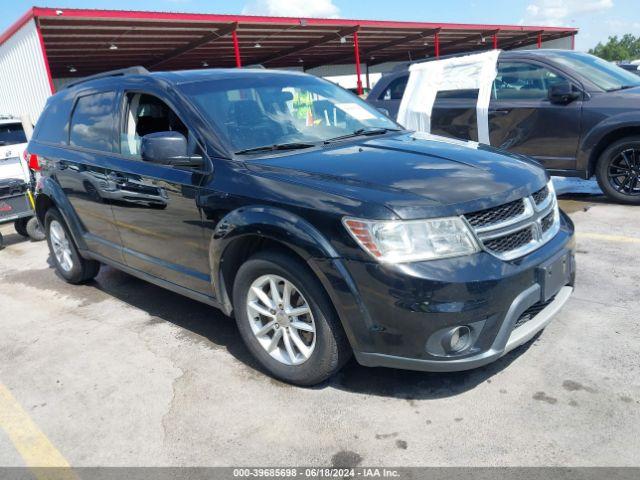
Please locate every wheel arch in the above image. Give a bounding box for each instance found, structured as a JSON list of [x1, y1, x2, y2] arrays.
[[36, 177, 88, 250], [582, 121, 640, 178], [208, 206, 340, 316]]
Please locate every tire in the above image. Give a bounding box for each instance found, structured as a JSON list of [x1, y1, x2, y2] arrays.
[[595, 136, 640, 204], [45, 208, 100, 284], [0, 232, 4, 250], [26, 217, 45, 241], [14, 217, 29, 237], [232, 250, 351, 386]]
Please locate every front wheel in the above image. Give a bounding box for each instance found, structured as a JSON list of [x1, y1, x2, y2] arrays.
[[232, 251, 351, 386], [596, 136, 640, 204]]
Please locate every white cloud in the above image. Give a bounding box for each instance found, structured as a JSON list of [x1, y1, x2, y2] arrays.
[[522, 0, 613, 26], [241, 0, 340, 18]]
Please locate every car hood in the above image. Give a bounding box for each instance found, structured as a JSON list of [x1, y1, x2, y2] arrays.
[[245, 133, 548, 219]]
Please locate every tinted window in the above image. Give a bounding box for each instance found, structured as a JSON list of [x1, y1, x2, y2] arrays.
[[0, 123, 27, 146], [35, 97, 73, 145], [493, 62, 569, 100], [380, 75, 408, 100], [121, 93, 193, 158], [69, 92, 117, 152]]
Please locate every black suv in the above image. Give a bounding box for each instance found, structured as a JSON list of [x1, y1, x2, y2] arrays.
[[29, 67, 575, 385], [368, 50, 640, 203]]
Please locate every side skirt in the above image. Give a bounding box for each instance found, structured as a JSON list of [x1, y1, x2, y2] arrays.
[[82, 249, 227, 314]]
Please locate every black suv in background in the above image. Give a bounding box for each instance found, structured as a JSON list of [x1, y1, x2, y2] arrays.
[[29, 67, 575, 385], [368, 50, 640, 203]]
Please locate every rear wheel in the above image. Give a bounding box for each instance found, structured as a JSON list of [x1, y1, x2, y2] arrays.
[[596, 136, 640, 204], [45, 208, 100, 284], [233, 250, 351, 386]]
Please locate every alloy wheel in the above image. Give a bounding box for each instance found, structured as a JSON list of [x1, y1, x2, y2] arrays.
[[49, 220, 74, 272], [246, 274, 316, 366], [608, 147, 640, 196]]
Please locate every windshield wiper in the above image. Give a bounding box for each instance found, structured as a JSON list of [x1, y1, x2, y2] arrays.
[[323, 127, 403, 144], [235, 142, 315, 155], [606, 85, 637, 92]]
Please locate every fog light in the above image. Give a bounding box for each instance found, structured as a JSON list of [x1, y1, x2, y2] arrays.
[[443, 326, 471, 353]]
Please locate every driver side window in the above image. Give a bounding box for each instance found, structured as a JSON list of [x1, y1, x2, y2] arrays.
[[493, 62, 569, 101], [120, 93, 194, 158]]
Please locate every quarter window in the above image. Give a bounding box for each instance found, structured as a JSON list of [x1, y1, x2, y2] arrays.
[[493, 62, 570, 100], [69, 92, 117, 152]]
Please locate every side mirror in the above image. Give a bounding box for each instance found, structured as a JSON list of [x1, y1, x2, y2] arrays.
[[140, 131, 203, 167], [548, 82, 580, 105]]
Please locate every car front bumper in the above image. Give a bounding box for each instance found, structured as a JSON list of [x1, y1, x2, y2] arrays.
[[311, 211, 576, 372]]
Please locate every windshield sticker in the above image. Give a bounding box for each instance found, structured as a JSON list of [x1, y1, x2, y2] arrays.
[[335, 103, 376, 121]]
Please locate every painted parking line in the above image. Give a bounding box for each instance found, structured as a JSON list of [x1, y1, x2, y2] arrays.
[[578, 232, 640, 244], [0, 383, 77, 479]]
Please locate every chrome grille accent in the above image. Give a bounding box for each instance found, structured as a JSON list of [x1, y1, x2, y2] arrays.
[[463, 181, 560, 261]]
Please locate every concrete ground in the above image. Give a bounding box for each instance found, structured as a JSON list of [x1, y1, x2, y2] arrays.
[[0, 193, 638, 468]]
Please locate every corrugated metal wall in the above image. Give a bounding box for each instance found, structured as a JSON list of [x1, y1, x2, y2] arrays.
[[0, 19, 52, 125]]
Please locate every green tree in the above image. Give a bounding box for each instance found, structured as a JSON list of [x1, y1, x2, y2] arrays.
[[589, 34, 640, 61]]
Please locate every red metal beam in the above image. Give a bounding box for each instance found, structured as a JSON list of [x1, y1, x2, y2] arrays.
[[27, 7, 578, 33], [353, 30, 363, 95], [434, 31, 440, 58], [232, 29, 242, 68], [35, 19, 55, 94], [537, 32, 542, 48], [492, 32, 498, 49]]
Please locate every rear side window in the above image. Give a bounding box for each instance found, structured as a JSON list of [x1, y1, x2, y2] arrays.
[[379, 75, 408, 100], [34, 97, 73, 145], [69, 91, 117, 152], [0, 123, 27, 146]]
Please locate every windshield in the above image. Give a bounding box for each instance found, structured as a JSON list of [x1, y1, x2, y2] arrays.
[[0, 123, 27, 146], [548, 51, 640, 91], [179, 73, 399, 154]]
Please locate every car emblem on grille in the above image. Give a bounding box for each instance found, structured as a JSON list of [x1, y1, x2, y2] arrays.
[[0, 202, 12, 212]]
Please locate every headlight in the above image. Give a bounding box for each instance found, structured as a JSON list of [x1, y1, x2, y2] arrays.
[[343, 216, 480, 263]]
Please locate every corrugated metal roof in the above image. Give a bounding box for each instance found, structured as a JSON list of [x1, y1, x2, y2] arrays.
[[1, 7, 578, 80]]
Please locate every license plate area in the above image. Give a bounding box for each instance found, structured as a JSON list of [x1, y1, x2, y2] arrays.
[[538, 252, 571, 301], [0, 194, 30, 221]]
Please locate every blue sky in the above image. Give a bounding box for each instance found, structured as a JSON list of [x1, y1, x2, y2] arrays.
[[2, 0, 638, 50]]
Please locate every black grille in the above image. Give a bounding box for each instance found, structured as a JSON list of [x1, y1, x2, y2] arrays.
[[484, 227, 533, 253], [541, 211, 555, 232], [532, 185, 549, 205], [464, 199, 525, 228], [514, 295, 556, 329]]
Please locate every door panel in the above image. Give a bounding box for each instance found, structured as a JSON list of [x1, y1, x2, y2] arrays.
[[109, 92, 211, 295], [106, 159, 210, 294], [489, 61, 582, 170], [431, 89, 480, 142], [59, 90, 123, 261]]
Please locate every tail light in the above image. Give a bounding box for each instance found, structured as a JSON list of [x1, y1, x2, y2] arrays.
[[25, 151, 41, 171]]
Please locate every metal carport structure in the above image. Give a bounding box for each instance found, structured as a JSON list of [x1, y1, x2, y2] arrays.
[[0, 6, 578, 122]]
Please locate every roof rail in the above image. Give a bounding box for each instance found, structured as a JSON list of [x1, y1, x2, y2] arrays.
[[64, 66, 149, 89]]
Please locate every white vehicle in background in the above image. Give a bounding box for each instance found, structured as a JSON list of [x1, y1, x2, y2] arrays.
[[0, 116, 43, 248]]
